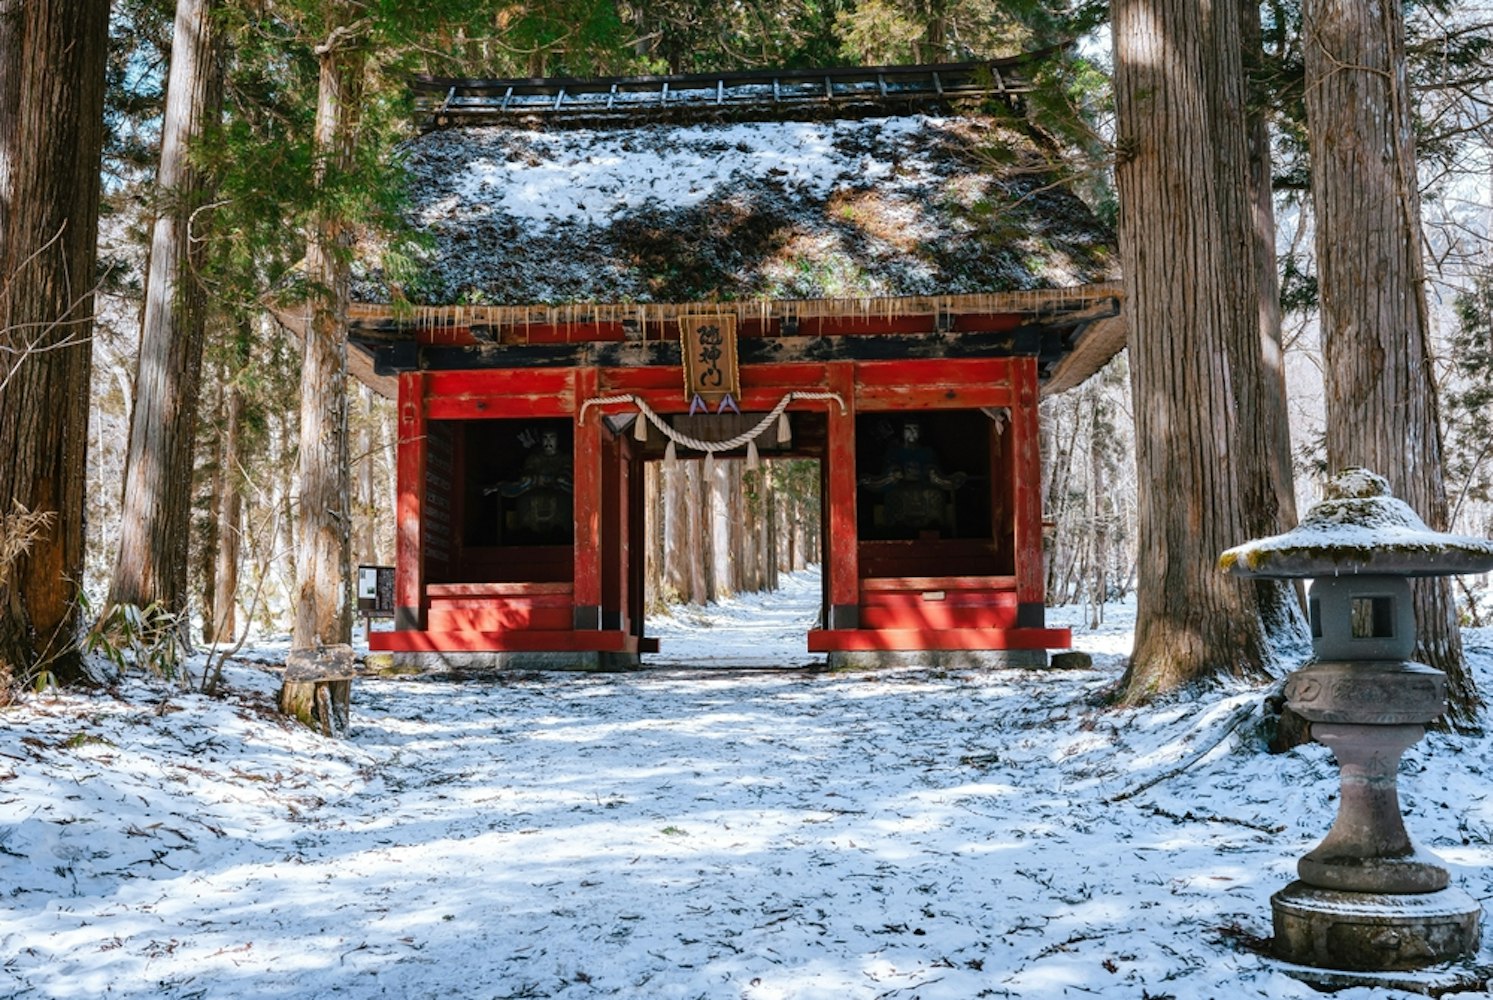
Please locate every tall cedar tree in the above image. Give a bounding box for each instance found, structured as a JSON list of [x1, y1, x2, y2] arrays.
[[0, 1, 111, 689], [1303, 0, 1477, 726], [109, 0, 223, 617], [277, 1, 528, 720], [291, 2, 364, 655], [1112, 0, 1303, 702]]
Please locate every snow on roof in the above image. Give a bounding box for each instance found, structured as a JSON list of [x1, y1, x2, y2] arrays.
[[356, 111, 1116, 308], [1220, 469, 1493, 578]]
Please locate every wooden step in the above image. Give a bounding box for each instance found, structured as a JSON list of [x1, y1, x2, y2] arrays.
[[370, 629, 641, 653], [806, 626, 1070, 653]]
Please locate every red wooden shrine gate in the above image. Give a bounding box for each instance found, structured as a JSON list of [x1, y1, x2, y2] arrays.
[[365, 303, 1112, 669], [329, 58, 1126, 668]]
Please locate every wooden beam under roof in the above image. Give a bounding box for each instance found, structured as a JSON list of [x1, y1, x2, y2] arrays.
[[410, 55, 1052, 129]]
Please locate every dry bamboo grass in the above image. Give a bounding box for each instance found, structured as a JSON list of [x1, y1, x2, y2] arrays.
[[0, 505, 57, 591]]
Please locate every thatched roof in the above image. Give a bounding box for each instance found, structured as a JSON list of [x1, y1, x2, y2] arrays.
[[355, 109, 1116, 309], [322, 61, 1128, 398]]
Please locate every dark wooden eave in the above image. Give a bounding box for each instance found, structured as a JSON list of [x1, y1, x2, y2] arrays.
[[310, 288, 1123, 400], [411, 55, 1052, 130]]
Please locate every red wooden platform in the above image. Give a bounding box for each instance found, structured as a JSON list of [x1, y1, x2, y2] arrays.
[[807, 627, 1071, 652]]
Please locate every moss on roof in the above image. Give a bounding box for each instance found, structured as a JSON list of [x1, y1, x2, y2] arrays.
[[355, 111, 1115, 308]]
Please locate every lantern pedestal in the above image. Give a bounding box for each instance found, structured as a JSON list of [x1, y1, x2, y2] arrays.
[[1271, 651, 1480, 971], [1272, 882, 1481, 972]]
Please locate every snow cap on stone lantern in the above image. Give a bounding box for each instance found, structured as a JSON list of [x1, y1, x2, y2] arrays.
[[1219, 467, 1493, 579], [1220, 468, 1493, 662]]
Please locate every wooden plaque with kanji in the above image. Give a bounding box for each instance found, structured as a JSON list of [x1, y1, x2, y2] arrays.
[[679, 314, 740, 405]]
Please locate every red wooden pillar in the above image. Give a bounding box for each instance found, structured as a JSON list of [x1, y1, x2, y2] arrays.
[[573, 367, 603, 629], [616, 441, 631, 634], [1011, 357, 1045, 627], [825, 362, 859, 629], [395, 371, 426, 631], [627, 446, 646, 638], [600, 431, 629, 632]]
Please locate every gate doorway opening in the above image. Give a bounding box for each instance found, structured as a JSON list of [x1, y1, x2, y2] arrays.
[[641, 455, 824, 668]]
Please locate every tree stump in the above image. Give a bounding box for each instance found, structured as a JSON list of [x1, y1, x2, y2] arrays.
[[279, 644, 357, 737]]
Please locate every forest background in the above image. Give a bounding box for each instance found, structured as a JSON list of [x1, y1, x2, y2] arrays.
[[3, 0, 1493, 716]]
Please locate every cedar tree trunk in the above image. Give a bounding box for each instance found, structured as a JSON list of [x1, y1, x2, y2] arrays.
[[1112, 0, 1297, 702], [283, 16, 365, 723], [0, 1, 109, 688], [1242, 0, 1301, 567], [110, 0, 223, 615], [1303, 0, 1476, 726], [208, 365, 243, 643]]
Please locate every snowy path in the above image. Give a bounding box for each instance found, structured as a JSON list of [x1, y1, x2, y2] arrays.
[[3, 577, 1492, 999], [643, 568, 825, 669]]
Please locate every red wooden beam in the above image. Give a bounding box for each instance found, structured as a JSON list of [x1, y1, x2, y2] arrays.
[[425, 605, 576, 631], [854, 383, 1015, 412], [395, 373, 427, 630], [627, 446, 647, 639], [859, 575, 1017, 591], [426, 396, 575, 420], [424, 369, 577, 420], [426, 369, 575, 397], [852, 357, 1013, 386], [572, 367, 603, 628], [824, 362, 859, 629], [425, 581, 573, 597], [600, 430, 628, 632], [1011, 357, 1045, 625], [858, 605, 1020, 630], [405, 312, 1029, 348], [603, 362, 832, 397]]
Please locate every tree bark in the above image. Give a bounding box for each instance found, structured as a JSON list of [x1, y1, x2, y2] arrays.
[[290, 24, 363, 651], [1303, 0, 1476, 726], [696, 461, 714, 603], [764, 467, 778, 590], [109, 0, 223, 616], [643, 460, 663, 605], [197, 370, 224, 640], [209, 357, 244, 643], [1113, 0, 1286, 702], [665, 458, 688, 602], [742, 467, 760, 593], [0, 1, 109, 688], [283, 10, 365, 725], [1241, 0, 1305, 641], [0, 1, 17, 248], [1089, 394, 1107, 628]]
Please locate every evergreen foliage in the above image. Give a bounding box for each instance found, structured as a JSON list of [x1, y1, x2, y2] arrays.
[[40, 0, 1493, 703]]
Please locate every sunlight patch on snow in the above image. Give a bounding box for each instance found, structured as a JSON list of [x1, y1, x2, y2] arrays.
[[4, 598, 1493, 998]]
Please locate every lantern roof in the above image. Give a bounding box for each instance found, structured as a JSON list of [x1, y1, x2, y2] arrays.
[[1219, 469, 1493, 579]]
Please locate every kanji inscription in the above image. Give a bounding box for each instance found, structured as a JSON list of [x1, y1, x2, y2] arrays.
[[679, 314, 740, 406]]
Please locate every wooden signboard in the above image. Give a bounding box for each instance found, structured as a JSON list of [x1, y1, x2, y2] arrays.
[[679, 314, 739, 406], [357, 565, 396, 615]]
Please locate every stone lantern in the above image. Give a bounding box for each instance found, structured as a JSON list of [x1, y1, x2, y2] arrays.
[[1220, 468, 1493, 974]]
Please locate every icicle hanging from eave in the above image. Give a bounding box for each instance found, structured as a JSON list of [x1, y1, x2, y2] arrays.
[[354, 282, 1125, 343]]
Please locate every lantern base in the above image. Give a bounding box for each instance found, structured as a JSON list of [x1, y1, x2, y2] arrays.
[[1273, 958, 1492, 996], [1272, 881, 1481, 972]]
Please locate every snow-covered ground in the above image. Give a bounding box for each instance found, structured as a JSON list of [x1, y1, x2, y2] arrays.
[[4, 568, 1493, 999]]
